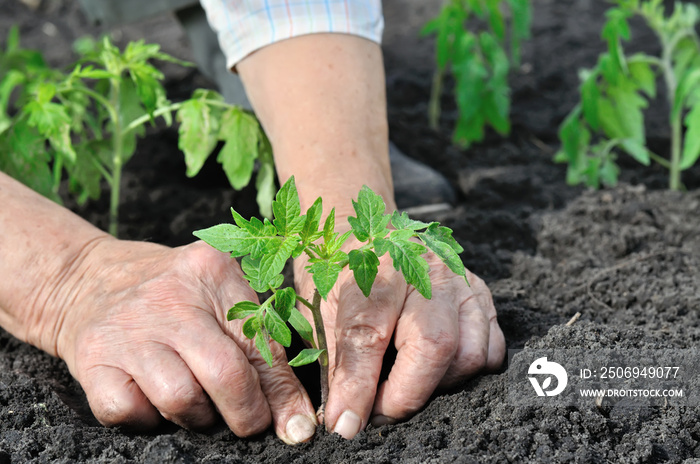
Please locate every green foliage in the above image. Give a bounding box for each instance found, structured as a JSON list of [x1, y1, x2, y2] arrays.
[[194, 177, 466, 367], [422, 0, 532, 148], [0, 29, 275, 235], [556, 0, 700, 190]]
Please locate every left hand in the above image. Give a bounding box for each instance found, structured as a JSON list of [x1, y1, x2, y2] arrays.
[[293, 234, 505, 439]]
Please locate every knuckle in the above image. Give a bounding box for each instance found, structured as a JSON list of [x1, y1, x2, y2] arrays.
[[337, 320, 391, 352], [155, 382, 205, 416], [453, 346, 488, 375], [414, 329, 459, 365]]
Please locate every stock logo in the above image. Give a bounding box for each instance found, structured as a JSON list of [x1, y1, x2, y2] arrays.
[[528, 357, 568, 397]]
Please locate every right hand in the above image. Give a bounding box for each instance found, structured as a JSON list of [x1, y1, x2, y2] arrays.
[[52, 239, 317, 444]]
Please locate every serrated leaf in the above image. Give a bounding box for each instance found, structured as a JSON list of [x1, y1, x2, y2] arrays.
[[348, 249, 380, 297], [227, 301, 259, 321], [681, 103, 700, 170], [217, 107, 259, 189], [308, 260, 343, 300], [242, 316, 260, 339], [301, 197, 323, 243], [390, 211, 432, 231], [419, 224, 466, 279], [288, 308, 314, 343], [273, 176, 303, 235], [375, 234, 431, 299], [274, 287, 296, 321], [255, 331, 274, 367], [240, 256, 270, 293], [263, 302, 292, 347], [323, 208, 336, 244], [193, 223, 254, 255], [258, 236, 297, 290], [177, 98, 218, 177], [289, 348, 325, 367], [348, 185, 390, 242]]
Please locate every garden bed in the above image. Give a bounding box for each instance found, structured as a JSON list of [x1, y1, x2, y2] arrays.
[[1, 0, 700, 462]]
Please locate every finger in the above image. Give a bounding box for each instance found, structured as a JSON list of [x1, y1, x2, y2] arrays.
[[176, 320, 272, 437], [127, 343, 217, 430], [241, 335, 318, 445], [487, 314, 506, 371], [371, 286, 459, 423], [324, 274, 404, 439], [80, 365, 161, 430], [440, 275, 499, 387]]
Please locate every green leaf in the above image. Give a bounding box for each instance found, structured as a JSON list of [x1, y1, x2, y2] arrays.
[[242, 316, 261, 339], [627, 55, 657, 98], [258, 237, 297, 290], [620, 138, 650, 165], [681, 103, 700, 170], [580, 70, 601, 131], [375, 232, 431, 299], [255, 331, 274, 367], [289, 348, 325, 367], [323, 208, 336, 244], [217, 107, 259, 189], [227, 301, 260, 321], [599, 158, 620, 187], [273, 176, 303, 236], [274, 287, 296, 321], [263, 301, 292, 347], [254, 134, 276, 219], [300, 197, 323, 244], [348, 249, 380, 297], [176, 98, 219, 177], [193, 223, 256, 256], [390, 211, 431, 231], [240, 256, 271, 293], [348, 185, 390, 242], [418, 224, 466, 278], [288, 308, 315, 343], [674, 68, 700, 120], [308, 260, 343, 300]]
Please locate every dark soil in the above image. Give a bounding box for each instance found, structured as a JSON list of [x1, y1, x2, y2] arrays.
[[2, 0, 700, 462]]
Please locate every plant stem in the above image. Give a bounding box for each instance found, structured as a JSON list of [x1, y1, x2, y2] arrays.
[[428, 67, 444, 130], [669, 110, 682, 190], [109, 77, 123, 237], [307, 288, 329, 421]]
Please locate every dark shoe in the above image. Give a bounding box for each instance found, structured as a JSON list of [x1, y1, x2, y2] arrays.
[[389, 141, 455, 210]]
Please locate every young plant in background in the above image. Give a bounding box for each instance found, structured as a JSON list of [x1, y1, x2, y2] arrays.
[[0, 29, 275, 236], [556, 0, 700, 190], [422, 0, 531, 148], [194, 177, 466, 418]]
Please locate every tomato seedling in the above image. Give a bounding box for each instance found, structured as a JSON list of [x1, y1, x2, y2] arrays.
[[0, 29, 275, 236], [422, 0, 531, 147], [556, 0, 700, 190], [194, 177, 467, 416]]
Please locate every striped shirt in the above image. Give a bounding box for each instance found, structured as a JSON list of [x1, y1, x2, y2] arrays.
[[199, 0, 384, 69]]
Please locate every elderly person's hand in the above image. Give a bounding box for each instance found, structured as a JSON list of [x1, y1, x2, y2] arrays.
[[293, 225, 505, 439], [0, 173, 317, 445]]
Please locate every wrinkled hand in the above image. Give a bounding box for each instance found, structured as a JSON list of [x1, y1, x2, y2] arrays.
[[294, 236, 505, 439], [55, 239, 317, 444]]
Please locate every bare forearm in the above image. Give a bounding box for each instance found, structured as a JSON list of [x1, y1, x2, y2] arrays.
[[237, 34, 396, 216], [0, 171, 110, 355]]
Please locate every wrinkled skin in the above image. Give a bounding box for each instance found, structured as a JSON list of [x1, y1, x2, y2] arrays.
[[294, 234, 505, 439], [55, 239, 317, 444]]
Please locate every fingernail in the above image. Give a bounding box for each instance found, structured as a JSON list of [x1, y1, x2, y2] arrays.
[[333, 410, 362, 439], [286, 415, 316, 444], [370, 415, 397, 427]]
